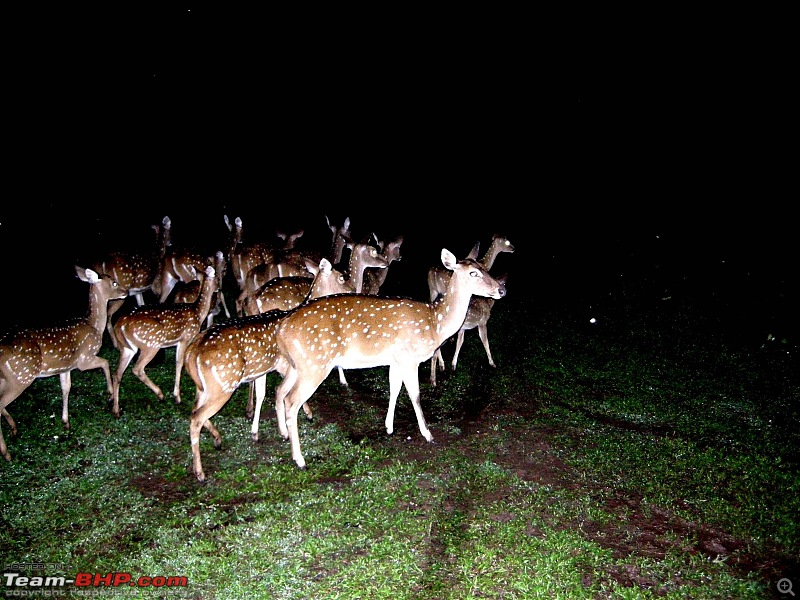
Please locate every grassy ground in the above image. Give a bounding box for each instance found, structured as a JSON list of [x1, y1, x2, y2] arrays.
[[1, 285, 798, 599]]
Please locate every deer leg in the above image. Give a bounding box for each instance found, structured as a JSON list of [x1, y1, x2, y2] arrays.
[[59, 371, 73, 429], [217, 290, 232, 318], [451, 329, 467, 371], [112, 346, 137, 417], [245, 381, 255, 420], [173, 343, 189, 404], [105, 299, 126, 348], [251, 375, 268, 442], [189, 389, 233, 482], [337, 366, 349, 387], [2, 408, 17, 437], [285, 373, 326, 469], [274, 367, 298, 440], [429, 348, 446, 387], [0, 422, 8, 461], [131, 347, 165, 401], [477, 323, 495, 367], [399, 364, 433, 443], [0, 387, 26, 460], [77, 355, 115, 412], [385, 365, 404, 436]]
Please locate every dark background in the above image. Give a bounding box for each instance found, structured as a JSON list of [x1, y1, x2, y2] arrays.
[[2, 9, 795, 345]]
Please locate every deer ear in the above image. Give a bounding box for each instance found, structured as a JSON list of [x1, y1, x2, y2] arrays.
[[305, 257, 320, 275], [76, 267, 100, 284], [466, 241, 480, 260], [441, 249, 457, 270], [318, 258, 332, 274]]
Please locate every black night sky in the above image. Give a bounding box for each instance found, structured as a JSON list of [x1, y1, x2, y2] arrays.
[[2, 9, 795, 346]]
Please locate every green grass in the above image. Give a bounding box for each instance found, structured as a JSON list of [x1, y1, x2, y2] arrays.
[[1, 290, 797, 599]]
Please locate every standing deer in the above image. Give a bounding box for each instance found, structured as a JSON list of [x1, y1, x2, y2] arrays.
[[110, 265, 219, 416], [90, 215, 172, 346], [186, 257, 354, 482], [429, 273, 508, 386], [429, 233, 515, 385], [0, 267, 127, 461], [272, 248, 506, 470], [427, 233, 514, 301]]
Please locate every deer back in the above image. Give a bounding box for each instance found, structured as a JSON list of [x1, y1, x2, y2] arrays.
[[276, 249, 505, 371], [114, 266, 218, 350]]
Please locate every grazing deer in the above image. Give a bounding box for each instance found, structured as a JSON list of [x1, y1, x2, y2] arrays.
[[429, 273, 508, 386], [90, 216, 172, 346], [0, 267, 127, 461], [429, 233, 515, 384], [272, 248, 506, 470], [186, 257, 354, 482], [111, 265, 219, 416], [362, 235, 403, 295]]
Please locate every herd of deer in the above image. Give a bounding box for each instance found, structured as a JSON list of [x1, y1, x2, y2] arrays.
[[0, 214, 514, 481]]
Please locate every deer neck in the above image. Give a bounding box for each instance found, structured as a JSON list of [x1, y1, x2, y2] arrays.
[[330, 234, 347, 265], [431, 273, 475, 341], [480, 241, 502, 270], [347, 253, 367, 293], [87, 286, 112, 334], [195, 277, 217, 318]]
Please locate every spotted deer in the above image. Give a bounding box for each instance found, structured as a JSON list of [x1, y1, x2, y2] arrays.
[[429, 233, 515, 385], [186, 257, 354, 482], [110, 265, 219, 416], [429, 273, 508, 386], [361, 235, 403, 295], [272, 248, 506, 470], [89, 216, 172, 346], [427, 233, 513, 302], [0, 267, 127, 460], [167, 251, 229, 328]]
